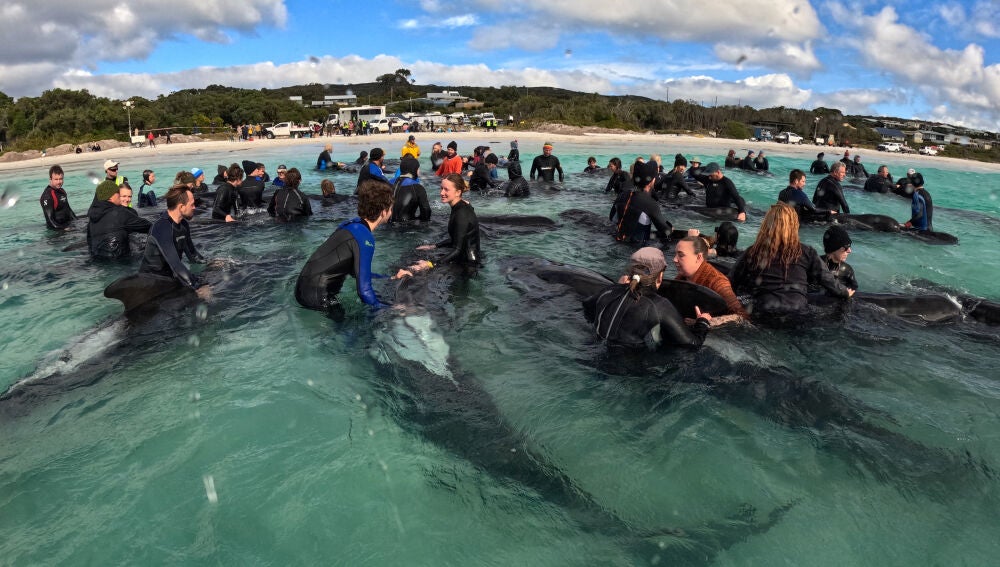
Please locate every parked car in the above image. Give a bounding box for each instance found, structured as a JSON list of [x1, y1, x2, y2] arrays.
[[774, 131, 803, 144], [877, 142, 903, 152], [919, 146, 940, 156]]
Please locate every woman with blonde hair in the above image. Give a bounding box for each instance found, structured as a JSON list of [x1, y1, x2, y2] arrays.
[[729, 203, 853, 318]]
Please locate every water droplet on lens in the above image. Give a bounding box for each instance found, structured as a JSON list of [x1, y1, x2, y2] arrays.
[[368, 429, 374, 436], [88, 172, 101, 185], [188, 335, 200, 347], [355, 394, 362, 401], [190, 391, 201, 401], [1, 184, 19, 209], [195, 303, 208, 320], [307, 379, 314, 386], [203, 475, 218, 504], [2, 281, 8, 290]]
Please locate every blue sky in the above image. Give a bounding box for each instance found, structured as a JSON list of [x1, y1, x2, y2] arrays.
[[2, 0, 998, 131]]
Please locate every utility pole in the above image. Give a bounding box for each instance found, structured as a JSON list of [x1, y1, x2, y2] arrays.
[[122, 100, 134, 140]]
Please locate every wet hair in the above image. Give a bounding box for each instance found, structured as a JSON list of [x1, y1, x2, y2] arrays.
[[680, 235, 709, 257], [715, 222, 740, 256], [608, 157, 622, 169], [358, 151, 368, 161], [227, 163, 244, 182], [284, 168, 301, 189], [357, 179, 393, 221], [745, 203, 801, 274], [484, 153, 498, 165], [142, 169, 154, 183], [878, 165, 889, 175], [370, 148, 385, 161], [165, 185, 192, 209], [48, 165, 64, 178], [443, 173, 468, 194], [789, 169, 805, 184], [320, 179, 336, 196], [174, 171, 195, 187], [587, 156, 597, 164], [625, 265, 662, 297], [727, 149, 736, 157], [650, 154, 662, 166], [830, 161, 846, 175]]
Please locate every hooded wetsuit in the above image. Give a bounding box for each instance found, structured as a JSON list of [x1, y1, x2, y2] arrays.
[[267, 186, 314, 221], [503, 162, 530, 197], [391, 177, 432, 222], [583, 284, 710, 349], [295, 218, 389, 311], [86, 200, 152, 259]]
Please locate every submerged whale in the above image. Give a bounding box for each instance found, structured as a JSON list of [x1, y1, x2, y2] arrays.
[[364, 267, 795, 563]]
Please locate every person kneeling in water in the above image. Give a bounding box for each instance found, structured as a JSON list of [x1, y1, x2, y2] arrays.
[[139, 185, 210, 299], [584, 247, 713, 350], [295, 180, 427, 318], [817, 225, 858, 292], [673, 236, 748, 325]]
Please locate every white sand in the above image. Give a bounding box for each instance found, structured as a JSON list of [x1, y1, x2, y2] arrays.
[[3, 128, 998, 174]]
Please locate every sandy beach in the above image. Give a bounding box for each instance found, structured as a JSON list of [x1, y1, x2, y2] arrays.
[[3, 127, 999, 174]]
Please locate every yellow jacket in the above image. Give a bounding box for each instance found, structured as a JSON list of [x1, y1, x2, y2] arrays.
[[401, 141, 421, 158]]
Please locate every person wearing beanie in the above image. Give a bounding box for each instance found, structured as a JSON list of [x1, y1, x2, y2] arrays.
[[390, 155, 431, 223], [613, 160, 675, 244], [530, 142, 564, 183], [267, 167, 313, 222], [729, 203, 854, 319], [401, 135, 421, 159], [211, 164, 227, 185], [658, 153, 696, 200], [819, 225, 858, 291], [507, 140, 520, 162], [436, 141, 463, 177], [713, 221, 741, 257], [692, 162, 748, 222], [470, 152, 500, 193], [583, 246, 713, 349], [356, 147, 391, 193], [894, 168, 916, 197], [190, 168, 209, 192], [503, 161, 530, 197], [904, 173, 933, 232], [810, 152, 830, 175], [740, 150, 757, 171], [85, 174, 152, 260], [239, 162, 267, 207]]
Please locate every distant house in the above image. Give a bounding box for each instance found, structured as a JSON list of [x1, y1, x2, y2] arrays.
[[912, 130, 947, 144], [288, 96, 303, 105], [873, 127, 905, 142]]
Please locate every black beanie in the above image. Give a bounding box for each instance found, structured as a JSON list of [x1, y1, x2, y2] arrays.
[[400, 155, 419, 176], [447, 141, 458, 151], [632, 161, 659, 188], [823, 225, 852, 254], [673, 153, 688, 168], [909, 172, 924, 187], [485, 153, 498, 165]]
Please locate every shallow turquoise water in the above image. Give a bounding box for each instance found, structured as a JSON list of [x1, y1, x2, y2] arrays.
[[1, 140, 999, 566]]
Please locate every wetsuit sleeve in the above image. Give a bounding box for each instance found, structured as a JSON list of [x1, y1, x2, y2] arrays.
[[555, 157, 563, 182], [126, 212, 153, 234], [837, 186, 850, 214], [301, 190, 313, 216], [351, 232, 387, 309], [267, 192, 277, 217], [726, 179, 747, 214], [181, 222, 206, 264], [653, 299, 709, 347], [213, 185, 234, 219], [150, 220, 198, 289], [806, 247, 849, 298], [646, 201, 674, 239], [41, 190, 62, 229], [909, 194, 926, 227], [417, 186, 432, 221], [530, 157, 541, 180]]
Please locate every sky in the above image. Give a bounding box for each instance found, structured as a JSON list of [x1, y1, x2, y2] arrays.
[[1, 0, 998, 132]]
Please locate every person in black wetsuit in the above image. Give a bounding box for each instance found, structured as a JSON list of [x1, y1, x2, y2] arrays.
[[86, 177, 152, 260], [863, 165, 893, 193], [506, 140, 519, 163], [779, 169, 833, 222], [818, 225, 858, 291], [239, 163, 267, 208], [729, 203, 854, 320], [415, 174, 481, 268], [583, 246, 712, 350], [850, 155, 869, 179], [317, 143, 334, 170], [724, 149, 739, 169], [529, 142, 564, 182], [894, 168, 916, 197], [469, 153, 500, 192], [211, 165, 227, 186], [354, 151, 369, 166], [295, 180, 423, 317], [428, 143, 444, 173], [694, 162, 748, 222], [740, 150, 757, 170], [137, 169, 158, 208], [138, 185, 209, 298], [754, 151, 770, 172], [658, 153, 696, 200], [40, 164, 78, 230], [614, 160, 674, 245], [583, 156, 600, 173], [604, 157, 630, 195], [503, 161, 530, 197], [810, 152, 830, 175], [812, 161, 850, 213], [212, 163, 243, 222], [267, 168, 313, 221], [390, 156, 431, 223]]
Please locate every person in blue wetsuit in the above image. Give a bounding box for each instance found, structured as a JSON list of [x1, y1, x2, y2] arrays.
[[355, 147, 392, 193], [583, 247, 713, 350], [139, 186, 209, 298], [295, 180, 422, 317], [778, 169, 834, 222], [903, 173, 933, 231]]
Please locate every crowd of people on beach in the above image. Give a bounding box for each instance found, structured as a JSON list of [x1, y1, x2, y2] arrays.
[[38, 135, 941, 350]]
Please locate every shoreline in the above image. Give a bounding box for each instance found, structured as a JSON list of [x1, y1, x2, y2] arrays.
[[3, 128, 999, 175]]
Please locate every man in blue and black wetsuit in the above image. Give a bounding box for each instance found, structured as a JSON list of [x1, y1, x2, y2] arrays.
[[295, 180, 424, 318], [355, 147, 392, 193], [779, 169, 834, 222], [138, 185, 210, 299], [904, 173, 934, 232]]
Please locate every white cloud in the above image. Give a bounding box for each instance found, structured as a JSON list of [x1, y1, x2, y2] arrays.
[[631, 73, 812, 109]]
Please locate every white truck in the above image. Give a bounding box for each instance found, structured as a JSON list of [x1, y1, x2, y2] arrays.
[[263, 122, 312, 139]]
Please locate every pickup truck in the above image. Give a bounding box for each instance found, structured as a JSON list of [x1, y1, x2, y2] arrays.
[[263, 122, 312, 139], [877, 142, 903, 152], [919, 146, 940, 156], [774, 131, 803, 144]]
